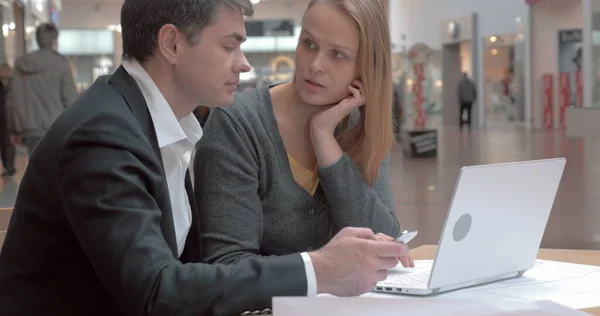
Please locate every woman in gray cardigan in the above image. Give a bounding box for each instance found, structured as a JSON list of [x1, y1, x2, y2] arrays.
[[194, 0, 410, 267]]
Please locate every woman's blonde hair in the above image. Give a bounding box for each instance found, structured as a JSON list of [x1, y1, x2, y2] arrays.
[[305, 0, 393, 186]]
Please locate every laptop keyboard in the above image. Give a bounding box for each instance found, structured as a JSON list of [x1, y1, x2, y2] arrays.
[[387, 269, 431, 287]]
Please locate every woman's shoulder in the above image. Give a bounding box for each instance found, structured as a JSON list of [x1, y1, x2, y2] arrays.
[[205, 86, 279, 141], [212, 87, 273, 123]]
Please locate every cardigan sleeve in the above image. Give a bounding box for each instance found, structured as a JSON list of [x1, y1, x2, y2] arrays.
[[317, 153, 401, 238], [193, 107, 266, 265]]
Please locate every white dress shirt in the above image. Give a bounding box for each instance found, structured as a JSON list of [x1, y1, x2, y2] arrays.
[[121, 59, 316, 295], [123, 59, 202, 257]]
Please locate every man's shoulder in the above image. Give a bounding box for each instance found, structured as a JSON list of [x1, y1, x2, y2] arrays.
[[69, 77, 128, 115], [52, 78, 140, 140], [17, 49, 69, 65]]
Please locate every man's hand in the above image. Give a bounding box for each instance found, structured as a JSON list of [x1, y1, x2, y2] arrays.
[[308, 227, 409, 296], [374, 233, 415, 268]]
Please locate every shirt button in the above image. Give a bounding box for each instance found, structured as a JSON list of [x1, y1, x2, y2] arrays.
[[308, 208, 316, 215]]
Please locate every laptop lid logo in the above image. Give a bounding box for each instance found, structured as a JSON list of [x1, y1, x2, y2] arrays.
[[453, 213, 472, 242]]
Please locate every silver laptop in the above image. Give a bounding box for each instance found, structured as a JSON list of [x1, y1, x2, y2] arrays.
[[374, 157, 566, 296]]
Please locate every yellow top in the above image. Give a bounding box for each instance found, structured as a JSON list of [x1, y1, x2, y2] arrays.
[[288, 154, 319, 196]]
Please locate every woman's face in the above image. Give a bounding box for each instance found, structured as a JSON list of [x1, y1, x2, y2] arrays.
[[293, 3, 360, 106], [0, 66, 10, 78], [0, 66, 11, 85]]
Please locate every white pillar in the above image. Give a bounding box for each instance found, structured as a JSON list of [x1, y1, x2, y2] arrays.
[[474, 14, 484, 128], [388, 0, 408, 51], [524, 5, 533, 126], [583, 0, 593, 108]]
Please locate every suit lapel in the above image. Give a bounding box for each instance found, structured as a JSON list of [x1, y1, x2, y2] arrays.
[[179, 171, 203, 263], [108, 66, 179, 258], [108, 66, 163, 160]]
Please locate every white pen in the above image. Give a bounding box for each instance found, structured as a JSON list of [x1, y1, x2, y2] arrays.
[[395, 230, 418, 244]]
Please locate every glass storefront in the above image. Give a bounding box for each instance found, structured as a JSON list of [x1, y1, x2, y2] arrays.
[[392, 44, 443, 125], [241, 52, 295, 90], [482, 34, 522, 122], [56, 28, 116, 94], [0, 1, 25, 66], [593, 12, 600, 107], [26, 0, 48, 52], [0, 2, 10, 63]]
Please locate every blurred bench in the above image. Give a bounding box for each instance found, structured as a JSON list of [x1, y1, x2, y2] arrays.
[[401, 128, 438, 158]]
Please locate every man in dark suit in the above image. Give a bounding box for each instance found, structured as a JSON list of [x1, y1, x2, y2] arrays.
[[0, 0, 409, 315]]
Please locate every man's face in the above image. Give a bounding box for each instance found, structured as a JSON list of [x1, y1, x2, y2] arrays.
[[173, 6, 251, 108]]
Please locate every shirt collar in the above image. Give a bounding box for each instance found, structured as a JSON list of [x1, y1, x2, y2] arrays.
[[121, 59, 202, 148]]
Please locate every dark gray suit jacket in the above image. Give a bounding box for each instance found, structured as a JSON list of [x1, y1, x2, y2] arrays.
[[0, 66, 307, 316]]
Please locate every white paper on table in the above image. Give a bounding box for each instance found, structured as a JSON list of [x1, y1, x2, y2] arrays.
[[363, 259, 600, 310], [272, 297, 588, 316], [473, 259, 600, 310]]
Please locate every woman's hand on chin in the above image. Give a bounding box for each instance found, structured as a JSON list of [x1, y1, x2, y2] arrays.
[[309, 80, 365, 168], [310, 80, 365, 136]]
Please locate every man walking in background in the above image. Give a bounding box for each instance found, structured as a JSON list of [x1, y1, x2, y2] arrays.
[[7, 22, 77, 154], [457, 72, 477, 129]]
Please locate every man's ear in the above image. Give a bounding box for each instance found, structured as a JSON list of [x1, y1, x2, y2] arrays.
[[156, 24, 181, 65]]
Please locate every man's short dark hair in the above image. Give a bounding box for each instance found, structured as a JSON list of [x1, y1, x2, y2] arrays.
[[36, 23, 59, 50], [121, 0, 253, 62]]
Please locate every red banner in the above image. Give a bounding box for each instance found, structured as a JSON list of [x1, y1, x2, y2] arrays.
[[559, 72, 570, 129], [543, 74, 553, 130], [413, 63, 426, 128], [575, 70, 583, 108]]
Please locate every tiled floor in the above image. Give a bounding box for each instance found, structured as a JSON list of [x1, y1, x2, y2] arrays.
[[393, 118, 600, 251], [0, 146, 28, 209], [0, 118, 598, 250]]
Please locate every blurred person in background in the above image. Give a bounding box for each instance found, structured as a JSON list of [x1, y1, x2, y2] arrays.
[[6, 22, 77, 154], [0, 63, 15, 176], [195, 0, 413, 269], [457, 72, 477, 129], [393, 81, 404, 141]]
